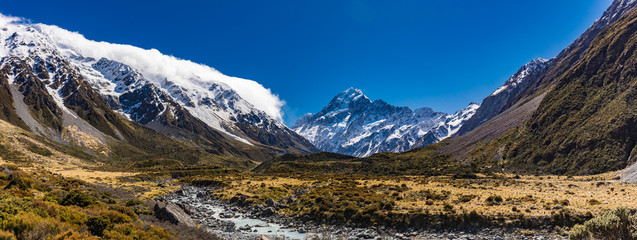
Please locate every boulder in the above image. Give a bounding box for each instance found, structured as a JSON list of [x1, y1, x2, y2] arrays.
[[175, 202, 193, 215], [229, 194, 248, 205], [265, 198, 276, 207], [239, 224, 252, 231], [153, 201, 196, 227], [260, 207, 276, 217], [221, 221, 236, 232], [219, 211, 235, 218]]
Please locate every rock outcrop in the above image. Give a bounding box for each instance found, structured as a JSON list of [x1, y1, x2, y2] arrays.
[[153, 201, 196, 227]]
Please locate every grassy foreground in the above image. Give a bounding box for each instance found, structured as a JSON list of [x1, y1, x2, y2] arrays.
[[0, 118, 219, 240]]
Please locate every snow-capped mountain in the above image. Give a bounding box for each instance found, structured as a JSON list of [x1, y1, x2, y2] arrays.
[[455, 0, 637, 137], [0, 14, 317, 160], [455, 58, 551, 136], [489, 58, 550, 97], [293, 88, 479, 157]]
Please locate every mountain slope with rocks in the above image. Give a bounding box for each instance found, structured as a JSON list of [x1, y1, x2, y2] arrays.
[[0, 14, 317, 163], [423, 0, 637, 175], [456, 0, 637, 137]]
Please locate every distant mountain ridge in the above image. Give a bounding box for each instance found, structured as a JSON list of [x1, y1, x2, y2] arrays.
[[293, 88, 478, 157]]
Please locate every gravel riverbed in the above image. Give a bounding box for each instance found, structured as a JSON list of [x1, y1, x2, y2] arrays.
[[159, 186, 567, 240]]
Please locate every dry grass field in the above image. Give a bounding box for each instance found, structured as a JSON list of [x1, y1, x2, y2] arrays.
[[0, 119, 176, 200], [212, 172, 637, 227]]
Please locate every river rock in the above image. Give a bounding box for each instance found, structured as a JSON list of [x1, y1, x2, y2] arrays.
[[357, 230, 375, 238], [196, 191, 207, 198], [176, 188, 187, 196], [221, 221, 236, 232], [175, 202, 193, 215], [220, 211, 235, 218], [255, 223, 270, 228], [239, 224, 252, 231], [229, 194, 248, 205], [261, 207, 276, 217], [265, 198, 276, 207], [154, 201, 196, 227]]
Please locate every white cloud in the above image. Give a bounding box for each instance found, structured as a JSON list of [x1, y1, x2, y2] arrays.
[[0, 13, 21, 26], [18, 18, 284, 121]]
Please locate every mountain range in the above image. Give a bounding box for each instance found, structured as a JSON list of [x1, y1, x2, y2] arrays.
[[292, 88, 478, 157], [258, 0, 637, 177], [0, 15, 317, 165], [1, 0, 637, 175]]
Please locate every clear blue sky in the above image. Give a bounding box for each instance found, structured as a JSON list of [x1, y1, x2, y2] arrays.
[[1, 0, 612, 126]]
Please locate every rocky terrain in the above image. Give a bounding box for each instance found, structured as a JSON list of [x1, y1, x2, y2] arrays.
[[159, 186, 565, 240]]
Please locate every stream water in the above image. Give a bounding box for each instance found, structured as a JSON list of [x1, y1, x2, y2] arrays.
[[170, 194, 309, 239]]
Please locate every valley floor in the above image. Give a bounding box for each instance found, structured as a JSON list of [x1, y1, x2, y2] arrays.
[[0, 114, 632, 239], [183, 171, 637, 239], [1, 141, 634, 239]]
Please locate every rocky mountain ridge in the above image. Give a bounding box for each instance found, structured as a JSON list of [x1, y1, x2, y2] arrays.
[[0, 15, 317, 162], [293, 88, 478, 157]]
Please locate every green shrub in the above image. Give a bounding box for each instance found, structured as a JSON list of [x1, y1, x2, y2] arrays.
[[124, 199, 143, 206], [86, 215, 113, 237], [101, 209, 133, 224], [24, 143, 52, 157], [458, 194, 477, 203], [0, 230, 15, 240], [5, 172, 33, 191], [485, 195, 503, 206], [569, 224, 589, 240], [110, 205, 138, 221], [587, 199, 601, 206], [4, 212, 64, 240], [61, 191, 94, 207], [569, 207, 637, 240], [443, 203, 454, 211], [56, 206, 86, 226]]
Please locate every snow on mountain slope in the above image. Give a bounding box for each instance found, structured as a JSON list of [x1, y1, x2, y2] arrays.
[[293, 88, 479, 157], [456, 0, 637, 137], [0, 14, 317, 155], [455, 57, 552, 137], [490, 58, 549, 96]]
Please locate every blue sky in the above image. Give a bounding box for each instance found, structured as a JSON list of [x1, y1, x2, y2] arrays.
[[1, 0, 612, 126]]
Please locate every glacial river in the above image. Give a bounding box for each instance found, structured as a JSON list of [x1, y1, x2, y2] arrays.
[[170, 195, 309, 239]]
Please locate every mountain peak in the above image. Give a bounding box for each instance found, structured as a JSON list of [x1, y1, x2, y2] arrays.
[[335, 87, 369, 102], [530, 57, 549, 64], [322, 87, 372, 112], [294, 88, 479, 157], [490, 58, 550, 96]]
